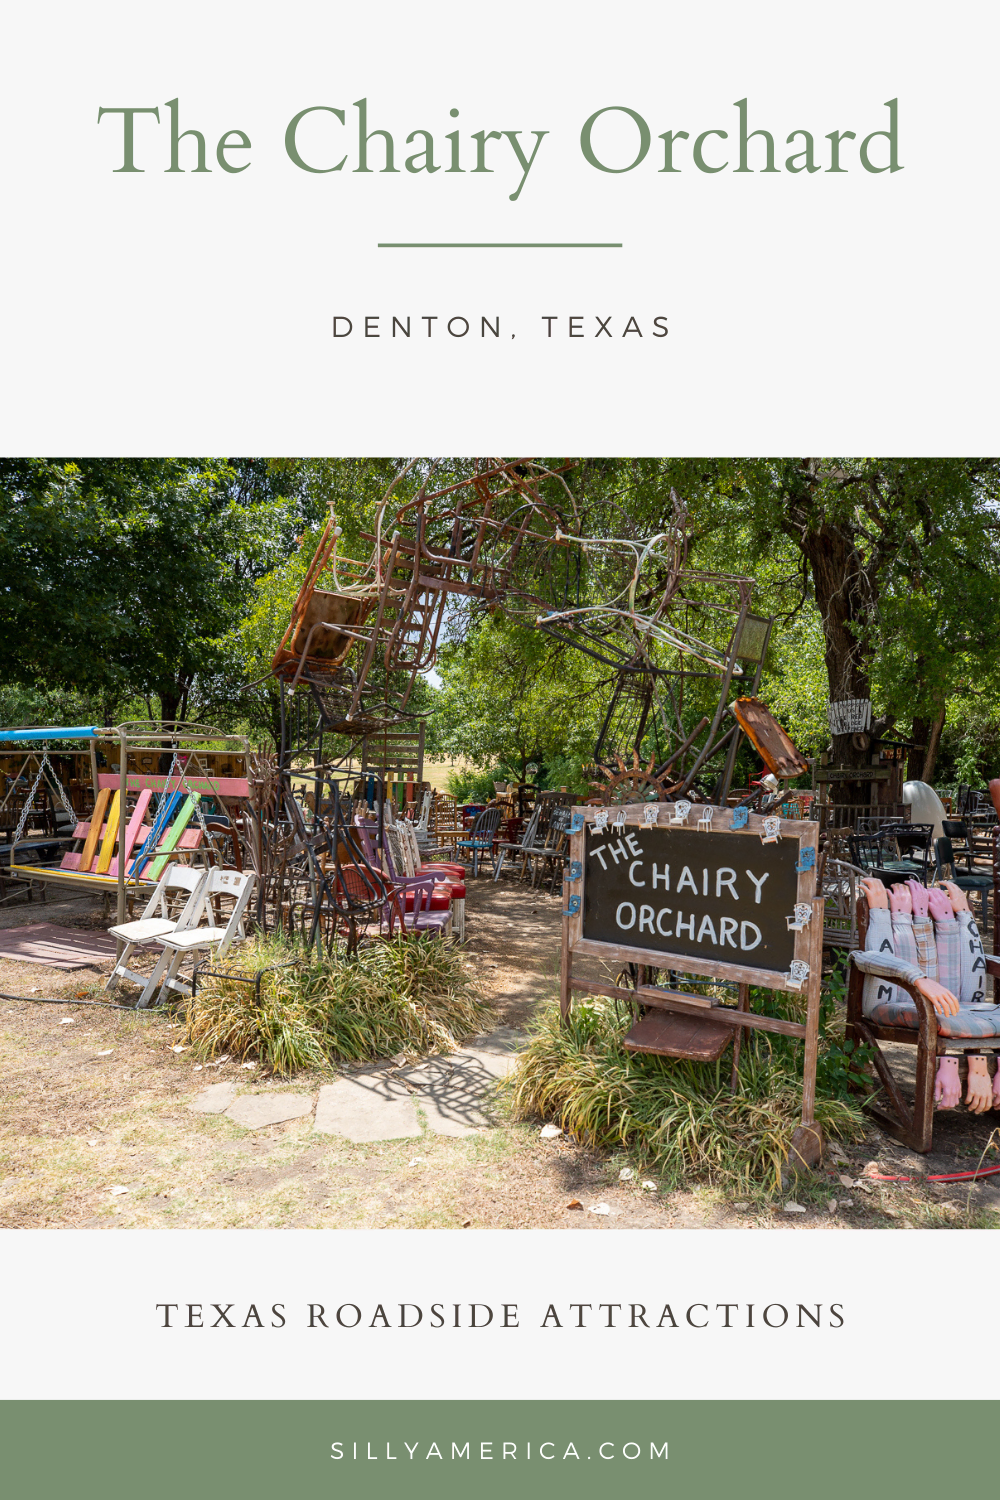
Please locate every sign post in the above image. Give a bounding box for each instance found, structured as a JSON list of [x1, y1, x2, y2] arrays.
[[560, 801, 824, 1168]]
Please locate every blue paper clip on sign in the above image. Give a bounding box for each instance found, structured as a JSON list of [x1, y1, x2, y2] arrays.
[[568, 812, 585, 835], [568, 861, 582, 881], [564, 894, 581, 917], [731, 806, 749, 829], [796, 847, 816, 871]]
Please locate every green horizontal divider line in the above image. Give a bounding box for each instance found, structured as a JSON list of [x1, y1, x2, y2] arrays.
[[376, 242, 623, 248]]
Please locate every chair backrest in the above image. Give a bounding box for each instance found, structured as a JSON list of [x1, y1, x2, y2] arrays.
[[518, 802, 543, 848], [141, 861, 208, 927], [414, 789, 433, 835], [199, 868, 256, 954], [942, 819, 968, 842], [848, 832, 887, 871], [471, 805, 504, 838], [383, 823, 413, 878], [935, 835, 955, 876], [821, 857, 865, 949]]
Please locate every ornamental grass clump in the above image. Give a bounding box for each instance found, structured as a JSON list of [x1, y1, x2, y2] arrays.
[[507, 997, 867, 1191], [182, 933, 495, 1075]]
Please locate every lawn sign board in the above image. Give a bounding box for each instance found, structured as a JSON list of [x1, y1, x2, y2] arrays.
[[559, 801, 824, 1166]]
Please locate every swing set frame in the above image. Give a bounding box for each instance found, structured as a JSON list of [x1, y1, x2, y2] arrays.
[[0, 722, 250, 928]]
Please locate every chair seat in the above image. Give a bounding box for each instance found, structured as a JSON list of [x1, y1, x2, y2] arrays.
[[107, 917, 177, 942], [402, 888, 452, 912], [159, 926, 229, 952], [402, 912, 450, 935], [868, 999, 1000, 1038], [951, 873, 993, 889]]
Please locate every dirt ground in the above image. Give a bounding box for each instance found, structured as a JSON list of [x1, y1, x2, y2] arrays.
[[2, 870, 999, 1231]]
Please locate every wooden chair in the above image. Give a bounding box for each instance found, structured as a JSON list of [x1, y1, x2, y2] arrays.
[[846, 893, 1000, 1152], [492, 801, 543, 882]]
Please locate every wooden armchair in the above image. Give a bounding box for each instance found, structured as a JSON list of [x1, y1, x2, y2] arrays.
[[846, 893, 1000, 1152]]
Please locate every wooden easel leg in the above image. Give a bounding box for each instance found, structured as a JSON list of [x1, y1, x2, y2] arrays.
[[789, 898, 825, 1171], [730, 982, 749, 1092], [560, 875, 571, 1021]]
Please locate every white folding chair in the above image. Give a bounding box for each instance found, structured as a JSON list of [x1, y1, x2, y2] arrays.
[[105, 863, 209, 992], [138, 868, 256, 1006]]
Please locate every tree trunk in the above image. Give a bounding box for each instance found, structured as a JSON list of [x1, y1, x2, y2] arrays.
[[159, 687, 181, 729], [801, 521, 874, 803], [909, 716, 931, 782], [922, 704, 946, 784]]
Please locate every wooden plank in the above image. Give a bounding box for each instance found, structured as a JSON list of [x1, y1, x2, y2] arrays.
[[8, 863, 157, 891], [129, 792, 183, 878], [816, 767, 890, 782], [98, 773, 249, 797], [78, 787, 110, 873], [570, 977, 808, 1038], [108, 789, 152, 878], [94, 792, 121, 875], [623, 1010, 733, 1061], [146, 796, 198, 882]]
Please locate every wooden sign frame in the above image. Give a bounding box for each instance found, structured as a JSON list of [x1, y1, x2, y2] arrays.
[[559, 801, 825, 1166]]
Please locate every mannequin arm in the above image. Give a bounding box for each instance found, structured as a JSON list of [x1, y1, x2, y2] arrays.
[[849, 950, 960, 1017]]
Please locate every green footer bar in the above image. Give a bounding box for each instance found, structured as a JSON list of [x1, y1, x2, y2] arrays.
[[1, 1400, 986, 1499]]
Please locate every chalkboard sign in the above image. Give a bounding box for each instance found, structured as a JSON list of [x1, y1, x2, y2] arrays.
[[582, 822, 799, 973], [565, 802, 819, 989]]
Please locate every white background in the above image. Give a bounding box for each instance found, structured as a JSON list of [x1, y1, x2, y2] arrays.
[[1, 0, 998, 1405], [0, 0, 996, 453], [0, 1227, 940, 1400]]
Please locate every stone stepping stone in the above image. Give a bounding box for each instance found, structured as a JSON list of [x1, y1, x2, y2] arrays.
[[314, 1076, 420, 1142], [225, 1094, 314, 1130], [401, 1049, 511, 1137], [187, 1081, 237, 1115]]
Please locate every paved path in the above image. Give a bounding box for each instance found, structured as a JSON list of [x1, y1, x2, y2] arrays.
[[186, 1029, 522, 1141]]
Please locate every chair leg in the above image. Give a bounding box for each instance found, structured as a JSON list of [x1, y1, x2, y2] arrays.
[[137, 949, 172, 1008], [105, 941, 135, 992], [910, 1029, 938, 1155]]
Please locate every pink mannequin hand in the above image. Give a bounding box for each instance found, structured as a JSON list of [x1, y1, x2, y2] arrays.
[[966, 1057, 993, 1113], [861, 877, 888, 909], [938, 880, 971, 915], [927, 886, 955, 922], [888, 884, 912, 914], [914, 976, 960, 1017], [935, 1057, 960, 1108], [907, 880, 930, 919]]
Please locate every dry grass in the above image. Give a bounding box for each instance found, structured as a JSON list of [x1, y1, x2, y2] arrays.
[[508, 998, 868, 1191], [184, 934, 497, 1074]]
